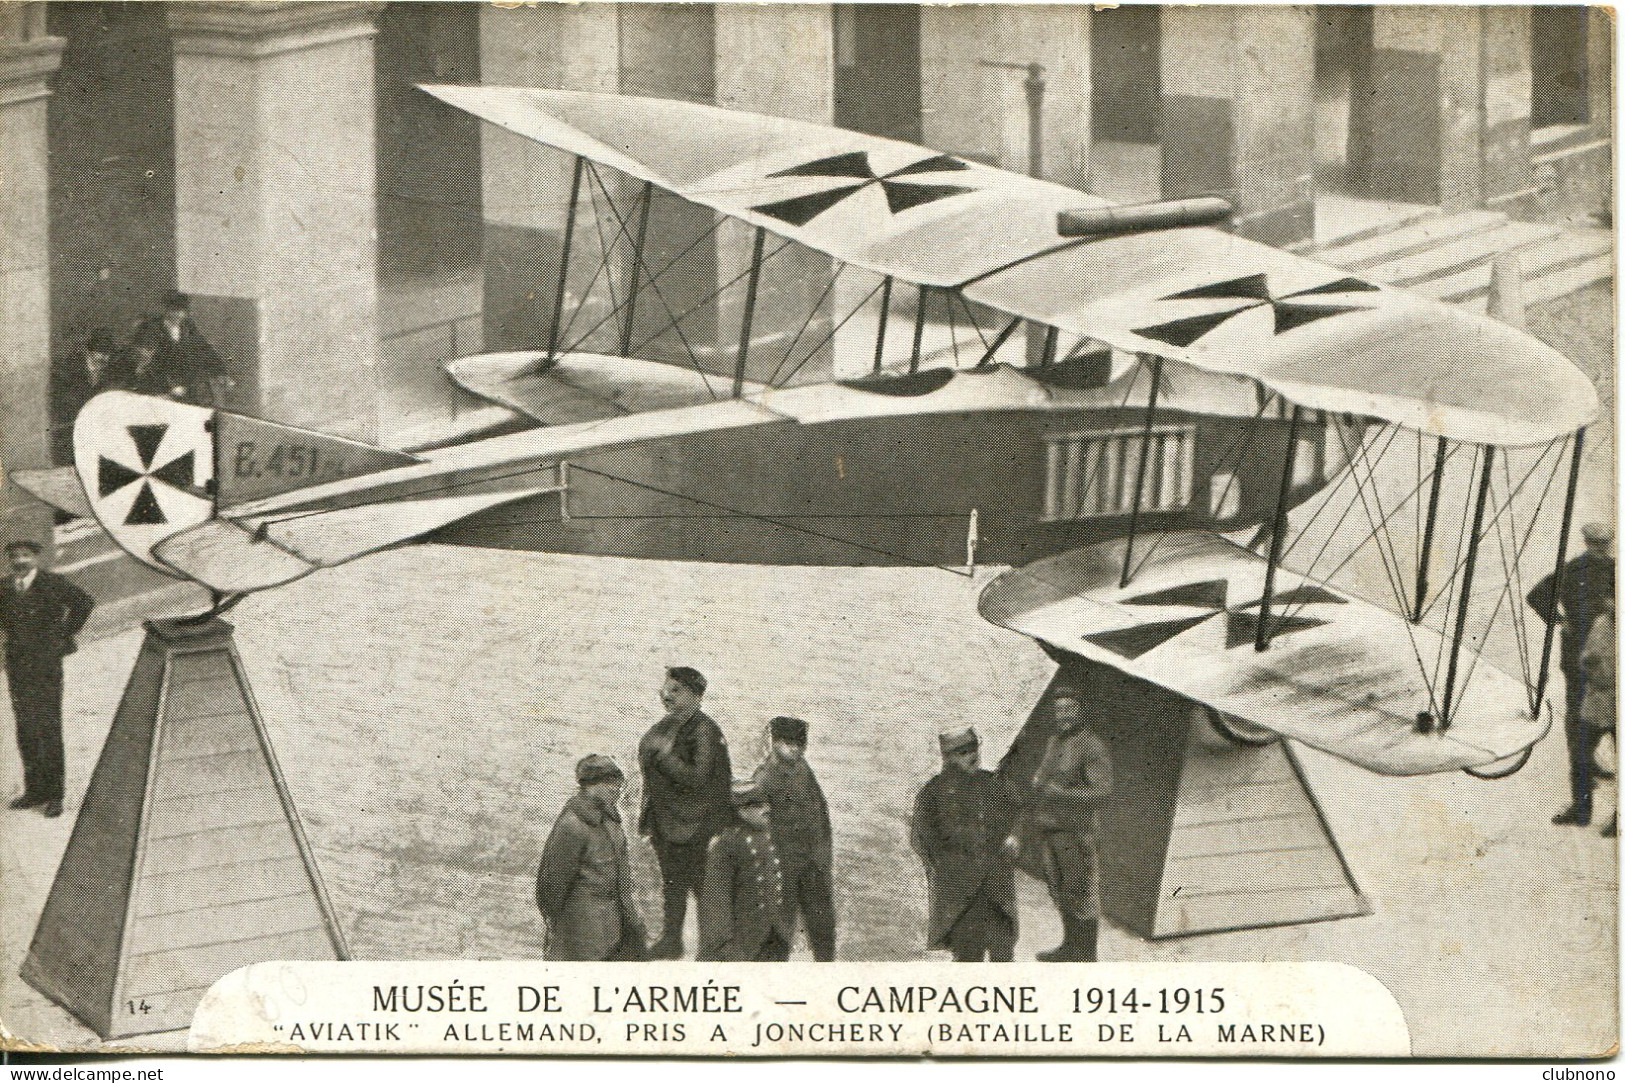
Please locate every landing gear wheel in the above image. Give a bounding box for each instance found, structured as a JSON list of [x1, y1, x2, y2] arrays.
[[1207, 707, 1279, 748], [1463, 746, 1534, 780]]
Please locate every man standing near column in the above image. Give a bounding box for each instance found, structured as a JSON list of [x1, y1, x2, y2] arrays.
[[1, 540, 95, 818], [1004, 685, 1113, 962], [638, 666, 731, 959], [1529, 522, 1616, 827]]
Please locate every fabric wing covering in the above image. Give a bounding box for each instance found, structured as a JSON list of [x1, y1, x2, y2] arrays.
[[423, 84, 1597, 447]]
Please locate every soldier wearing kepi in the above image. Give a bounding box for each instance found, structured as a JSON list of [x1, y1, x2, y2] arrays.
[[910, 727, 1019, 962], [698, 780, 793, 961], [1528, 522, 1617, 827], [752, 716, 836, 961], [1004, 685, 1113, 962], [638, 666, 732, 959], [536, 755, 647, 961], [1, 540, 95, 818]]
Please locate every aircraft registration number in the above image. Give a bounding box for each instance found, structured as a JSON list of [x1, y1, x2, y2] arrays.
[[230, 441, 342, 481]]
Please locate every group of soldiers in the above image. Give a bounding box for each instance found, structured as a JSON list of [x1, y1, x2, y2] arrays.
[[52, 291, 225, 461], [534, 667, 1115, 964]]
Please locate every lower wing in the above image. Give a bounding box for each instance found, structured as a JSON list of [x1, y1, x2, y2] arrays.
[[979, 532, 1549, 776]]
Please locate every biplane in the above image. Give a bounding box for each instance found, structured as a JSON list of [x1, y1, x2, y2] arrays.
[[14, 87, 1601, 937]]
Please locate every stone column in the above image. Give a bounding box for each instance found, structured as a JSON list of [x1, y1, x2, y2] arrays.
[[167, 2, 382, 439], [714, 5, 837, 384], [477, 4, 619, 354], [0, 2, 65, 549], [1356, 7, 1528, 212], [1160, 7, 1316, 247], [920, 6, 1089, 186]]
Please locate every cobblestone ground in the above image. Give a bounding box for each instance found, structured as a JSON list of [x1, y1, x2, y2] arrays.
[[1, 286, 1614, 1056]]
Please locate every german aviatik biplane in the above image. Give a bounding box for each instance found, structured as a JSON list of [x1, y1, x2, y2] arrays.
[[16, 87, 1601, 938]]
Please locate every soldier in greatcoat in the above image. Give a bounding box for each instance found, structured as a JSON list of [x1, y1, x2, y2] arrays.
[[1002, 685, 1113, 962], [751, 715, 836, 960], [909, 727, 1019, 962], [698, 780, 793, 961], [638, 665, 732, 959], [536, 755, 647, 961]]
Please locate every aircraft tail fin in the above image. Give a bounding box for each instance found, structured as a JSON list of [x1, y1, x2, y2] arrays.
[[71, 391, 419, 584]]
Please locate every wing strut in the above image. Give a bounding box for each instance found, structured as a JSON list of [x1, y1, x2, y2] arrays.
[[1440, 445, 1497, 729], [976, 316, 1024, 367], [872, 276, 894, 374], [909, 287, 930, 373], [1255, 404, 1304, 651], [1038, 326, 1059, 368], [732, 226, 767, 397], [544, 156, 586, 365], [1534, 427, 1587, 709], [617, 181, 655, 358], [1119, 353, 1166, 588], [1411, 435, 1450, 622]]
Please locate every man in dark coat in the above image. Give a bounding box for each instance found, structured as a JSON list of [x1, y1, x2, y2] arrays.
[[1001, 685, 1113, 962], [51, 329, 119, 465], [638, 666, 732, 959], [536, 755, 646, 961], [1528, 522, 1616, 826], [136, 291, 225, 406], [121, 321, 179, 399], [1, 541, 95, 818], [752, 716, 836, 961], [910, 727, 1019, 962], [698, 779, 793, 961]]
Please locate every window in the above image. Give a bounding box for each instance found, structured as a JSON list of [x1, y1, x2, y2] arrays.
[[1043, 426, 1196, 521]]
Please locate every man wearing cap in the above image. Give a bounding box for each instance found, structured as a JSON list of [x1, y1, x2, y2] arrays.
[[698, 780, 793, 961], [1528, 522, 1617, 827], [121, 322, 178, 399], [134, 291, 225, 406], [1, 541, 95, 818], [1001, 685, 1112, 962], [536, 755, 647, 961], [639, 666, 732, 959], [910, 727, 1019, 962], [51, 329, 120, 465], [752, 716, 836, 961]]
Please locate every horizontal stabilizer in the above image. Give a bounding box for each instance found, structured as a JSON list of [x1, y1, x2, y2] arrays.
[[214, 411, 420, 509], [9, 466, 93, 520]]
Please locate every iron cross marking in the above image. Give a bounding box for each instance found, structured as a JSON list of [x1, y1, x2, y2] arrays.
[[98, 424, 198, 526], [1133, 274, 1382, 349], [1084, 577, 1346, 660], [750, 151, 974, 227]]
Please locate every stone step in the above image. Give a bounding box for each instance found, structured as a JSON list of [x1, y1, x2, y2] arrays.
[[1315, 210, 1505, 271], [1312, 203, 1441, 252], [1359, 221, 1560, 288], [1449, 254, 1615, 313], [1423, 229, 1613, 305]]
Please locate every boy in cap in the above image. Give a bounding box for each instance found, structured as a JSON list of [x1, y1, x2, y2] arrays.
[[910, 727, 1019, 962], [1529, 521, 1616, 826], [1, 540, 95, 818], [638, 666, 732, 958], [752, 716, 836, 960], [536, 754, 647, 961], [698, 780, 793, 961]]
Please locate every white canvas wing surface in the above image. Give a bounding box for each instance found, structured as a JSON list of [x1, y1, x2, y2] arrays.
[[425, 85, 1597, 446], [979, 533, 1549, 776]]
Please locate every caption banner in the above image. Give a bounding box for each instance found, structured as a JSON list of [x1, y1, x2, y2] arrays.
[[188, 961, 1409, 1056]]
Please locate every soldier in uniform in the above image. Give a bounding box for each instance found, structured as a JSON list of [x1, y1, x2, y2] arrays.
[[1, 540, 95, 818], [535, 755, 647, 961], [698, 779, 793, 961], [1528, 522, 1616, 827], [638, 666, 732, 959], [910, 727, 1019, 962], [752, 715, 836, 961], [1003, 685, 1113, 962]]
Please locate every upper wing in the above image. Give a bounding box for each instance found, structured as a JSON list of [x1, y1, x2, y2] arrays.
[[425, 85, 1597, 447], [978, 533, 1550, 776]]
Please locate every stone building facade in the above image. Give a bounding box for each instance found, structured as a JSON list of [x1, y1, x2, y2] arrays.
[[0, 2, 1612, 547]]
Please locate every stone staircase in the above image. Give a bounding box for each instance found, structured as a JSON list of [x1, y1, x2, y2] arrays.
[[1313, 205, 1614, 311]]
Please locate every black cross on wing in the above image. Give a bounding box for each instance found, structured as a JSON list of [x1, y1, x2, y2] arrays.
[[1084, 577, 1346, 660], [1133, 274, 1383, 349], [750, 151, 975, 227]]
